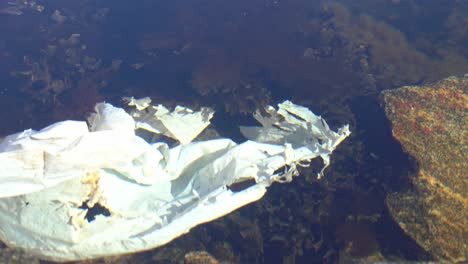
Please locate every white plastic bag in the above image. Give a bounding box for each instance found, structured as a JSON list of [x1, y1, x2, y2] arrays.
[[0, 98, 350, 262]]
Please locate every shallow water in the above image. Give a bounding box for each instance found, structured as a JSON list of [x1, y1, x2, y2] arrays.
[[0, 0, 467, 263]]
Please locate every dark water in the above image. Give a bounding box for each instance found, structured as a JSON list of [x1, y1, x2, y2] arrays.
[[0, 0, 467, 263]]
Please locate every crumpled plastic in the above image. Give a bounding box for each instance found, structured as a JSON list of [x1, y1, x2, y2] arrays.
[[0, 98, 350, 262]]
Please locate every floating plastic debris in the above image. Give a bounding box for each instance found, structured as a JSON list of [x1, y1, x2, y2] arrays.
[[0, 98, 350, 262]]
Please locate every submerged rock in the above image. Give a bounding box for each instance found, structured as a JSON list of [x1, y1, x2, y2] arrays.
[[184, 251, 219, 264], [382, 74, 467, 262], [0, 246, 40, 264]]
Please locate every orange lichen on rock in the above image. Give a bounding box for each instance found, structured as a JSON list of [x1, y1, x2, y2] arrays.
[[382, 74, 467, 263]]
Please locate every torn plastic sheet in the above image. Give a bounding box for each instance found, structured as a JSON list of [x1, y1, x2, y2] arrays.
[[0, 98, 350, 262], [123, 96, 214, 145]]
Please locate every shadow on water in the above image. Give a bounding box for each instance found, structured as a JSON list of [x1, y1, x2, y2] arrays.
[[350, 94, 416, 191], [250, 92, 434, 264], [345, 94, 432, 261]]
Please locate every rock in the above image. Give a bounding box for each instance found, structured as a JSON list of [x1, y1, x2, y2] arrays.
[[184, 251, 219, 264], [381, 74, 467, 262], [0, 247, 40, 264]]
